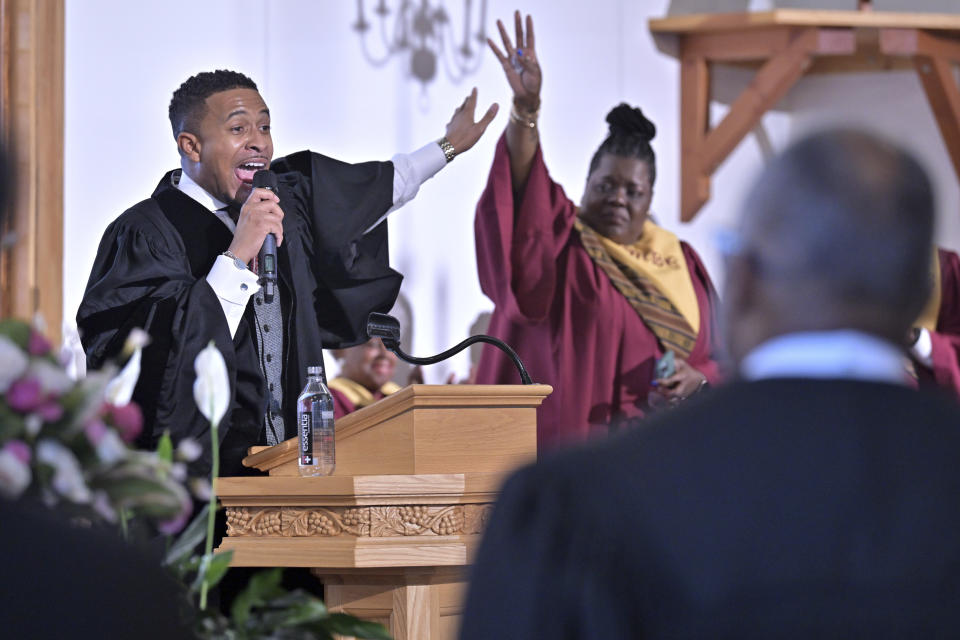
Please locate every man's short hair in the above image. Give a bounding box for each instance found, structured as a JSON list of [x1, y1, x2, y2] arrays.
[[168, 70, 259, 139], [742, 129, 934, 327]]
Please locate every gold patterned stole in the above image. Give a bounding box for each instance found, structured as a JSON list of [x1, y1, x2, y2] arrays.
[[916, 248, 942, 333], [906, 248, 942, 380], [575, 217, 699, 359]]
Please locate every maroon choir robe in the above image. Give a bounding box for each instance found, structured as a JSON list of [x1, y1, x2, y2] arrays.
[[923, 248, 960, 396], [474, 135, 721, 451]]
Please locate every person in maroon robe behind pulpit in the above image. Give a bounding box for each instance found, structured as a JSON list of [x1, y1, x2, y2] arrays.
[[328, 338, 402, 418], [909, 247, 960, 396], [474, 11, 722, 450]]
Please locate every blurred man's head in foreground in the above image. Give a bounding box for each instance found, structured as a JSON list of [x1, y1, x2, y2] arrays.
[[722, 129, 935, 368]]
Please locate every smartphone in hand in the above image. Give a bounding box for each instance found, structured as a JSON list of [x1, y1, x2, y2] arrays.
[[654, 350, 676, 380]]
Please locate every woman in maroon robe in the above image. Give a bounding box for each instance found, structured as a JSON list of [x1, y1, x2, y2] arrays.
[[911, 247, 960, 395], [475, 12, 722, 451]]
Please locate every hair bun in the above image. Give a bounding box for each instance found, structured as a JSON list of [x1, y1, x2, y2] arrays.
[[606, 103, 656, 142]]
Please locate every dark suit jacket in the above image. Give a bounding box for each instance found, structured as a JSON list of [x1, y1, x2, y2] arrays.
[[460, 379, 960, 639], [0, 501, 193, 638]]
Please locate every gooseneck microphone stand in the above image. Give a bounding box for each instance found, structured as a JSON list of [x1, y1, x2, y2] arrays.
[[366, 312, 534, 385]]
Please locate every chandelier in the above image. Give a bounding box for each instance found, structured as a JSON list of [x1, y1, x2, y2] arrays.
[[352, 0, 488, 88]]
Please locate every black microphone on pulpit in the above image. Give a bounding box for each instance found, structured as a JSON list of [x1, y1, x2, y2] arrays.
[[366, 312, 535, 384], [253, 169, 279, 303]]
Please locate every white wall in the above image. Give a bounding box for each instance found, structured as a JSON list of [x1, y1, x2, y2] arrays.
[[65, 1, 960, 381]]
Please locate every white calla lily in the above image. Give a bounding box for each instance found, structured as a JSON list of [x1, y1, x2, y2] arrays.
[[193, 341, 230, 426], [122, 328, 151, 354], [104, 345, 142, 406], [0, 450, 31, 499], [26, 359, 73, 396], [94, 430, 128, 465], [36, 439, 92, 504], [0, 336, 28, 392]]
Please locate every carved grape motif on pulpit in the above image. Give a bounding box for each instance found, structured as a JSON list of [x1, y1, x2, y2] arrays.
[[341, 507, 371, 536], [226, 507, 282, 536], [369, 505, 466, 536], [284, 508, 341, 536], [225, 503, 494, 537]]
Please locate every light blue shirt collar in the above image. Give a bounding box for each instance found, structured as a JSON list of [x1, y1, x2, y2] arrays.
[[741, 330, 908, 385]]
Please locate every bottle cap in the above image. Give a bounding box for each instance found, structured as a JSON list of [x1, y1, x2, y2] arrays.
[[307, 365, 324, 376]]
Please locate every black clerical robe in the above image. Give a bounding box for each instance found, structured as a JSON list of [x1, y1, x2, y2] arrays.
[[78, 151, 400, 476]]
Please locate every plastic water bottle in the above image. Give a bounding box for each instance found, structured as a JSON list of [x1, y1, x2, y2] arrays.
[[297, 365, 335, 477]]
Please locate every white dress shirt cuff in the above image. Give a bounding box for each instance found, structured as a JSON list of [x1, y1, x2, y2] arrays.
[[911, 328, 934, 368], [367, 141, 447, 233], [206, 255, 261, 337]]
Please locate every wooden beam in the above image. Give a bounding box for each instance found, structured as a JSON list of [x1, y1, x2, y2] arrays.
[[682, 27, 793, 62], [881, 28, 960, 63], [34, 0, 63, 343], [699, 28, 816, 186], [680, 51, 710, 223], [649, 9, 960, 36], [915, 54, 960, 186], [0, 0, 62, 344]]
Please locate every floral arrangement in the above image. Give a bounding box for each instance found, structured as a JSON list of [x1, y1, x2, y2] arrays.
[[0, 318, 191, 529], [0, 319, 390, 640]]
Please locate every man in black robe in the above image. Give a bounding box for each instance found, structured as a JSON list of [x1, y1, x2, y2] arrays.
[[460, 131, 960, 637], [78, 70, 496, 476]]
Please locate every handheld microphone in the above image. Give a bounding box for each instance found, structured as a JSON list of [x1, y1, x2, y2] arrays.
[[252, 169, 279, 304]]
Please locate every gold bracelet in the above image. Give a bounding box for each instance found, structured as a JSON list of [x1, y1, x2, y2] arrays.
[[437, 136, 456, 163], [510, 104, 538, 129]]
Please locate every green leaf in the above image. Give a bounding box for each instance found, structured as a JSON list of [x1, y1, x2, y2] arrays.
[[0, 318, 31, 348], [165, 503, 210, 567], [95, 473, 185, 519], [191, 550, 233, 593], [275, 598, 329, 627], [156, 431, 174, 464], [203, 551, 233, 590], [230, 567, 285, 628], [324, 613, 393, 640], [0, 405, 26, 439]]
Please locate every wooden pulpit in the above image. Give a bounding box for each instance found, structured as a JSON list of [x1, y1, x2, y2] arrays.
[[216, 384, 551, 640]]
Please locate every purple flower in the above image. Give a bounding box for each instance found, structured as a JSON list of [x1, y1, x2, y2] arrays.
[[35, 400, 64, 422], [7, 378, 42, 412], [176, 438, 202, 463], [107, 403, 143, 444], [28, 330, 51, 356], [158, 498, 193, 535], [84, 419, 108, 446], [3, 440, 31, 464]]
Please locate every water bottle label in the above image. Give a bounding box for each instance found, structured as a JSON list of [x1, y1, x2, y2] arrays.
[[299, 411, 313, 465]]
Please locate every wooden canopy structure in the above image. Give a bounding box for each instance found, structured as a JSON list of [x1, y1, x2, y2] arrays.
[[649, 5, 960, 222]]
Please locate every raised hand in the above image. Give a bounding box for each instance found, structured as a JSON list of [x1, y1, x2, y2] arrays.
[[443, 87, 499, 157], [488, 11, 541, 111]]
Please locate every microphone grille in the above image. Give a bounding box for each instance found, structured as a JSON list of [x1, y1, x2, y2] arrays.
[[252, 169, 278, 191]]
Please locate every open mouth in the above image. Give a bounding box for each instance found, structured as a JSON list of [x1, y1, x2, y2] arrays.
[[234, 159, 268, 184]]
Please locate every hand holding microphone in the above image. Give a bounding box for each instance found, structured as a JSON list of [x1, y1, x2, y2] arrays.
[[252, 170, 280, 303], [227, 169, 284, 302]]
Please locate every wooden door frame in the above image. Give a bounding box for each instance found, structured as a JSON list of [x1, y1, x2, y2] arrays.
[[0, 0, 64, 344]]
